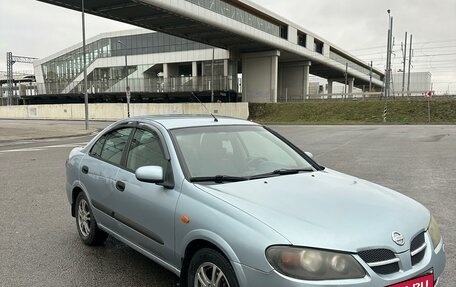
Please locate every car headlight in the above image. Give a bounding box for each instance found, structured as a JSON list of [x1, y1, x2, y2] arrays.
[[428, 215, 442, 249], [266, 246, 366, 280]]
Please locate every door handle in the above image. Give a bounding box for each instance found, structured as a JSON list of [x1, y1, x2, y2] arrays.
[[116, 181, 126, 192], [81, 165, 89, 174]]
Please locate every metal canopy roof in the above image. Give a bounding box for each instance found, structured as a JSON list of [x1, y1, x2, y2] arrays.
[[37, 0, 383, 88], [38, 0, 272, 53]]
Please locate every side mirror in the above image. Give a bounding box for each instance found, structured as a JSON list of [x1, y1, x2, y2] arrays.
[[304, 151, 314, 159], [135, 166, 164, 184]]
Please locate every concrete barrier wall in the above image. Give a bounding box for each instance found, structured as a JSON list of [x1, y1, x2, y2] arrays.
[[0, 103, 249, 120]]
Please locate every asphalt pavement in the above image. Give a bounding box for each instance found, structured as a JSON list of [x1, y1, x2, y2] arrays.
[[0, 121, 454, 286], [0, 120, 109, 143]]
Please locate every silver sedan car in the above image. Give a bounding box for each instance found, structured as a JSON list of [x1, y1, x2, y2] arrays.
[[65, 115, 445, 287]]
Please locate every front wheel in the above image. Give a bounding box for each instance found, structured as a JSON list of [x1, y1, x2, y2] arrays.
[[75, 192, 108, 245], [187, 248, 239, 287]]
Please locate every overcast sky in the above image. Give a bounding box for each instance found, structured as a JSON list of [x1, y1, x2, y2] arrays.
[[1, 0, 455, 91]]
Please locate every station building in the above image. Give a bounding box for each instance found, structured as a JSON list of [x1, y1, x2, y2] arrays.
[[33, 29, 239, 101], [5, 0, 390, 104]]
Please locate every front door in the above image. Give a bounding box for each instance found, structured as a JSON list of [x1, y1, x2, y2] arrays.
[[111, 127, 180, 265]]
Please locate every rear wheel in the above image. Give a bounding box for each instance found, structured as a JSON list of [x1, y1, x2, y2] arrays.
[[187, 248, 239, 287], [75, 192, 108, 245]]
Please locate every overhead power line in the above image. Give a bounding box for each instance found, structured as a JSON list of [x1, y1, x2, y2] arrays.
[[348, 39, 456, 52], [413, 52, 456, 57], [412, 45, 456, 50]]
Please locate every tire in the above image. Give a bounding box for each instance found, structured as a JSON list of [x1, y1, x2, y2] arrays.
[[75, 192, 108, 246], [187, 248, 239, 287]]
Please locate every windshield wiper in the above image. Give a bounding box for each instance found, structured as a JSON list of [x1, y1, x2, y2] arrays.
[[272, 168, 314, 175], [191, 169, 314, 183], [190, 175, 249, 184], [250, 168, 314, 179]]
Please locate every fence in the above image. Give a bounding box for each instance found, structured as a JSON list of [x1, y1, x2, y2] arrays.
[[277, 91, 456, 102], [8, 75, 240, 96]]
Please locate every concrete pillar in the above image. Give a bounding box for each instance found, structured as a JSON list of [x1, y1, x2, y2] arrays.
[[242, 50, 280, 103], [348, 77, 355, 97], [323, 43, 330, 57], [229, 60, 238, 92], [288, 26, 298, 44], [163, 63, 169, 78], [303, 63, 310, 99], [327, 79, 333, 98], [223, 59, 228, 77], [278, 61, 311, 101], [163, 63, 169, 92], [306, 35, 315, 51], [192, 62, 198, 77], [192, 61, 198, 90], [222, 59, 229, 91]]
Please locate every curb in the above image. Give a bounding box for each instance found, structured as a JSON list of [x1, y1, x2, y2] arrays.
[[0, 129, 100, 144]]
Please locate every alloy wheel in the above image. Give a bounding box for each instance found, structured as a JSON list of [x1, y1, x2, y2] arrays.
[[194, 262, 230, 287], [78, 198, 91, 238]]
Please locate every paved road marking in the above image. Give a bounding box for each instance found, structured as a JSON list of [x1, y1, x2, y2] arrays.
[[0, 142, 87, 155]]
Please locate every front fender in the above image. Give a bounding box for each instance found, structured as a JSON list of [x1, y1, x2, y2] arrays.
[[175, 181, 289, 274], [179, 229, 242, 264], [178, 229, 249, 286]]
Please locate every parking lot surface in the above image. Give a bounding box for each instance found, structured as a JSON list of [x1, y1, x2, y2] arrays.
[[0, 122, 453, 286]]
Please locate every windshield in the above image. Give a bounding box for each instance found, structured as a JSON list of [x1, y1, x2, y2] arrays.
[[171, 125, 315, 180]]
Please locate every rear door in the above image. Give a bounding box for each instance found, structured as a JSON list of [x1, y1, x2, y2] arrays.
[[80, 126, 134, 233]]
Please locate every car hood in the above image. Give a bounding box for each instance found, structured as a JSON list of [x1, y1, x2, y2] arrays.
[[197, 169, 430, 253]]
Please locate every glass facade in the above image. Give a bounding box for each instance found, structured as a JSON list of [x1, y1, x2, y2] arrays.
[[35, 31, 240, 95], [314, 39, 323, 54], [110, 33, 212, 58], [40, 32, 212, 90], [297, 33, 306, 48], [186, 0, 283, 38], [42, 38, 111, 83]]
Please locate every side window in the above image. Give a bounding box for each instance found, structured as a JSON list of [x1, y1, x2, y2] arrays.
[[91, 128, 133, 165], [126, 129, 167, 171], [89, 135, 105, 157]]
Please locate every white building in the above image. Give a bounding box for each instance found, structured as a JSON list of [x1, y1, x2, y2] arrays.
[[33, 29, 238, 98], [392, 72, 432, 96]]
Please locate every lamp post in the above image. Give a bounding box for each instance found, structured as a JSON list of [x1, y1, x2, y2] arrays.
[[81, 0, 89, 129], [383, 9, 393, 123], [211, 48, 214, 102], [117, 40, 130, 117]]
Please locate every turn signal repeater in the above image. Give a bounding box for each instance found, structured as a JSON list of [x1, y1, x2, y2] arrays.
[[181, 215, 191, 224]]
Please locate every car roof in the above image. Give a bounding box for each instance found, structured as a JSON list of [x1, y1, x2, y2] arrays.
[[124, 114, 259, 130]]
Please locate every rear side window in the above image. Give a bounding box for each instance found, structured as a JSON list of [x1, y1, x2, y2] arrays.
[[90, 136, 105, 157], [90, 128, 133, 165]]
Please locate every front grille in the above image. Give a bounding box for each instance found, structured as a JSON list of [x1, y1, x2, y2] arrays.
[[358, 231, 430, 276], [358, 249, 395, 262], [411, 232, 426, 266], [358, 249, 400, 275], [371, 262, 400, 274]]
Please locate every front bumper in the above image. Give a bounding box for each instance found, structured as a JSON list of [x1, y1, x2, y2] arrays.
[[234, 239, 445, 287]]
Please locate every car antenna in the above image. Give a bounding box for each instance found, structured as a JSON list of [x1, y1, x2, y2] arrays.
[[191, 92, 218, 122]]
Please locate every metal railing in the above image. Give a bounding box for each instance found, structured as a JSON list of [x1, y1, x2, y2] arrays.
[[1, 78, 455, 105], [32, 75, 239, 95]]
